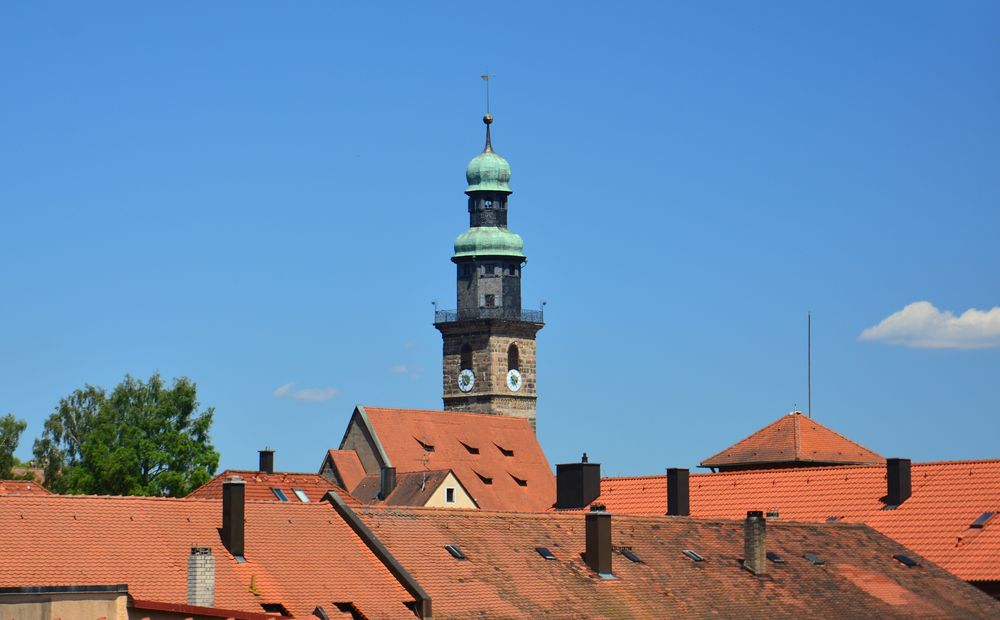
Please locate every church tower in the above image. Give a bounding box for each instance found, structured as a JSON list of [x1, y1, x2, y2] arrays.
[[434, 114, 543, 430]]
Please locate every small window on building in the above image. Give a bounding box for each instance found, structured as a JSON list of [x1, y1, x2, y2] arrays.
[[444, 544, 466, 560], [766, 551, 784, 564], [495, 444, 514, 457], [507, 343, 519, 371], [622, 549, 642, 563], [766, 510, 780, 519], [484, 199, 494, 208], [460, 343, 473, 371], [893, 554, 918, 567], [445, 487, 456, 503], [971, 511, 995, 528], [484, 294, 496, 308], [682, 550, 704, 562], [510, 473, 528, 487], [475, 471, 493, 485], [271, 487, 289, 502], [293, 488, 310, 503], [536, 547, 557, 560], [460, 441, 479, 455], [415, 437, 435, 452], [804, 553, 825, 566]]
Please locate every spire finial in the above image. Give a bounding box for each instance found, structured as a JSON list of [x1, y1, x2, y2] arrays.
[[481, 73, 495, 153]]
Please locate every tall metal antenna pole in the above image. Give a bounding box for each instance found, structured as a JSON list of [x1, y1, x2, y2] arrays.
[[808, 311, 812, 418], [481, 73, 494, 114]]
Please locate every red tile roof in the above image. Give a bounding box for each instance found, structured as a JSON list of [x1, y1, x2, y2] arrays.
[[599, 459, 1000, 582], [187, 469, 360, 506], [351, 469, 457, 506], [325, 449, 367, 491], [356, 506, 1000, 618], [0, 480, 52, 496], [0, 494, 414, 619], [701, 412, 885, 469], [361, 406, 554, 512]]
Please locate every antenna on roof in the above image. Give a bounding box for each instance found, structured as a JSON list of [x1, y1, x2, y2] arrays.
[[807, 311, 812, 419]]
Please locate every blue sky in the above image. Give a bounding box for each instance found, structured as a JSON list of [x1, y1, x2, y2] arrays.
[[1, 2, 997, 477]]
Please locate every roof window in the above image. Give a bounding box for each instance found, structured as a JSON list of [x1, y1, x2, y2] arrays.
[[271, 487, 289, 502], [535, 547, 557, 560], [766, 551, 784, 564], [293, 488, 310, 503], [460, 441, 480, 455], [682, 550, 704, 562], [766, 510, 780, 519], [444, 544, 466, 560], [510, 474, 528, 487], [415, 438, 435, 452], [893, 554, 918, 567], [803, 553, 825, 566], [261, 603, 290, 615], [621, 549, 642, 563], [971, 511, 994, 528], [495, 444, 514, 457], [475, 471, 493, 485], [825, 516, 841, 522]]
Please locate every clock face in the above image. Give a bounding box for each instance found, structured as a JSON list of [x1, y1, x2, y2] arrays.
[[458, 368, 475, 392], [506, 368, 522, 392]]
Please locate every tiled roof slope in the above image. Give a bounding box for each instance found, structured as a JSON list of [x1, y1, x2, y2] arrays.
[[701, 412, 885, 469], [325, 449, 367, 490], [0, 494, 414, 619], [187, 469, 360, 506], [0, 480, 51, 496], [600, 460, 1000, 582], [356, 506, 1000, 619], [363, 406, 554, 512], [352, 469, 452, 506]]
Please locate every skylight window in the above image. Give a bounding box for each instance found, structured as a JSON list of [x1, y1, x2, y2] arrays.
[[495, 444, 514, 457], [825, 516, 841, 522], [766, 510, 780, 519], [893, 554, 918, 567], [444, 544, 466, 560], [271, 487, 289, 502], [682, 550, 704, 562], [622, 549, 642, 563], [766, 551, 784, 564], [293, 488, 310, 503], [971, 511, 994, 528], [535, 547, 556, 560], [803, 553, 825, 566]]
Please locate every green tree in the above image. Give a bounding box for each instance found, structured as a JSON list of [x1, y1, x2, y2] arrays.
[[33, 373, 220, 496], [0, 413, 29, 479]]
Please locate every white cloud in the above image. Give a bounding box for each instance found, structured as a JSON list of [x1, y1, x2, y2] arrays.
[[390, 364, 408, 374], [859, 301, 1000, 349], [273, 382, 339, 402]]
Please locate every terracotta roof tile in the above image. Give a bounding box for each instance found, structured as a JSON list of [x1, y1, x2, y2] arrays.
[[356, 506, 1000, 618], [362, 406, 554, 512], [0, 480, 52, 496], [187, 470, 360, 506], [325, 449, 368, 491], [0, 494, 414, 619], [701, 412, 885, 469], [600, 459, 1000, 582]]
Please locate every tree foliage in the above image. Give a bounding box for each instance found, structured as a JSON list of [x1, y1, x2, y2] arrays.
[[33, 373, 220, 496], [0, 413, 29, 479]]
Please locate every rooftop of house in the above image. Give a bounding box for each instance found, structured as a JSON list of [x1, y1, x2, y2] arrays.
[[599, 459, 1000, 583], [0, 494, 415, 619], [351, 469, 457, 506], [324, 449, 368, 491], [0, 480, 52, 496], [359, 406, 555, 512], [187, 469, 360, 506], [354, 505, 1000, 618], [701, 411, 886, 470]]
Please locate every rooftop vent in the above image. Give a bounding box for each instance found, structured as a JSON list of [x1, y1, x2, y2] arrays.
[[893, 554, 918, 568], [535, 547, 556, 560], [416, 438, 435, 452], [475, 471, 493, 485], [971, 511, 994, 529], [444, 544, 466, 560], [510, 474, 528, 487], [496, 444, 514, 457], [682, 550, 704, 562], [803, 553, 825, 566]]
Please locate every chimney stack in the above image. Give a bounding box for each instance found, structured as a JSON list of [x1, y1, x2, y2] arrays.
[[187, 547, 215, 607], [379, 466, 397, 500], [222, 476, 246, 558], [743, 511, 766, 575], [556, 453, 601, 509], [585, 505, 613, 577], [258, 447, 274, 475], [886, 458, 911, 507], [666, 468, 690, 516]]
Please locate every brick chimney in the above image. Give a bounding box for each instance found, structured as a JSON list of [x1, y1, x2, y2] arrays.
[[258, 447, 275, 475], [222, 476, 246, 558], [556, 453, 601, 509], [187, 547, 215, 607], [379, 466, 397, 500], [585, 505, 612, 577], [666, 468, 690, 516], [886, 458, 911, 507], [743, 511, 766, 575]]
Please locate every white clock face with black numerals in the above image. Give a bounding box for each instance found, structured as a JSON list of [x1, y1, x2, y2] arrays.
[[506, 368, 522, 392], [458, 368, 475, 392]]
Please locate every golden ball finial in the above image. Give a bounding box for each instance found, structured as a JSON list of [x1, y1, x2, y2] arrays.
[[483, 113, 493, 125]]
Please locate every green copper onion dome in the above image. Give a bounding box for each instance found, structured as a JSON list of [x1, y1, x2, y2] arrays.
[[465, 114, 512, 194], [454, 226, 525, 259]]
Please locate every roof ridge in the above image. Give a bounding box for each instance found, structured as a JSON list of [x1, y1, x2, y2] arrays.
[[699, 414, 798, 465], [802, 415, 883, 458], [792, 413, 802, 457]]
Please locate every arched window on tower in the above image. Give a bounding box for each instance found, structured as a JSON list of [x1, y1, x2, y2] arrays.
[[460, 343, 473, 371], [507, 343, 520, 371]]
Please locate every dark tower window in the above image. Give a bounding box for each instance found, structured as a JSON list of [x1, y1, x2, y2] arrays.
[[484, 294, 496, 308], [460, 344, 472, 371], [508, 343, 519, 371]]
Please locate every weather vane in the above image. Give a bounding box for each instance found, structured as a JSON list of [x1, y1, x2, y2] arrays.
[[481, 73, 495, 115]]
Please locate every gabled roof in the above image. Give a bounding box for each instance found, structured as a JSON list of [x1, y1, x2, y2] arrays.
[[356, 506, 1000, 618], [356, 406, 554, 512], [0, 494, 414, 619], [0, 480, 51, 496], [351, 469, 455, 506], [599, 459, 1000, 582], [187, 469, 360, 506], [701, 411, 885, 469], [323, 449, 368, 491]]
